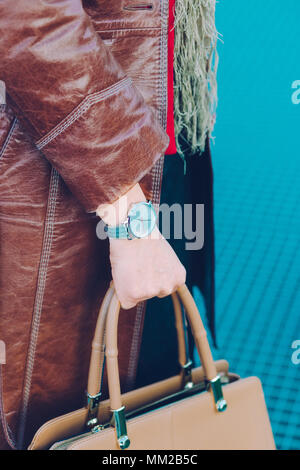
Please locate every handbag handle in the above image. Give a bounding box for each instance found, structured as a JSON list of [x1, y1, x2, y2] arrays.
[[105, 284, 227, 449], [85, 282, 192, 428]]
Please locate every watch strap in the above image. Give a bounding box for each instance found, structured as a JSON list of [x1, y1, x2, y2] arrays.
[[104, 222, 129, 239]]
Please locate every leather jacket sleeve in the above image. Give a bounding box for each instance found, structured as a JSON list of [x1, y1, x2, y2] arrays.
[[0, 1, 169, 212]]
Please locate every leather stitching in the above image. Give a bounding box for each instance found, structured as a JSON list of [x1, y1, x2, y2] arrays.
[[0, 117, 17, 161], [96, 27, 160, 33], [17, 168, 60, 449], [0, 365, 16, 448], [36, 77, 132, 150]]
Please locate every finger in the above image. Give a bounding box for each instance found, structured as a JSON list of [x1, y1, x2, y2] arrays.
[[120, 299, 138, 310], [157, 287, 174, 298]]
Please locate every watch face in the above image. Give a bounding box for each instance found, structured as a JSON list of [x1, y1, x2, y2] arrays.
[[128, 202, 156, 238]]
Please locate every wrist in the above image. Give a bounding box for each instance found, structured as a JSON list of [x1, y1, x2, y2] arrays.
[[96, 183, 146, 226], [109, 224, 161, 245]]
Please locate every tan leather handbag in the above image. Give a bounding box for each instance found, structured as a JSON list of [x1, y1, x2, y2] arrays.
[[29, 284, 276, 450]]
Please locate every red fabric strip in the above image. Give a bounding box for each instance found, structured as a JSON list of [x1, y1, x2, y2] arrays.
[[165, 0, 177, 155]]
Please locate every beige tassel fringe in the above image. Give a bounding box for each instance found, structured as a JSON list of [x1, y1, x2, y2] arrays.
[[173, 0, 220, 156]]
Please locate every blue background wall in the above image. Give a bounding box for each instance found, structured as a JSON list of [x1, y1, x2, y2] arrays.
[[196, 0, 300, 450]]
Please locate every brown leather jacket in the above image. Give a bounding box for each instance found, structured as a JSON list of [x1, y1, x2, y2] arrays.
[[0, 0, 170, 449]]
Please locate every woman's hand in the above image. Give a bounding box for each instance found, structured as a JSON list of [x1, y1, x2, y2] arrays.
[[109, 225, 186, 309], [97, 183, 186, 309]]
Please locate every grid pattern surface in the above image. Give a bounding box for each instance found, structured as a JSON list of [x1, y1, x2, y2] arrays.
[[193, 0, 300, 450], [194, 153, 300, 450]]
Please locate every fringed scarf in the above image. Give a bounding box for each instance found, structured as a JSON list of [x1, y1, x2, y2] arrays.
[[173, 0, 219, 156]]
